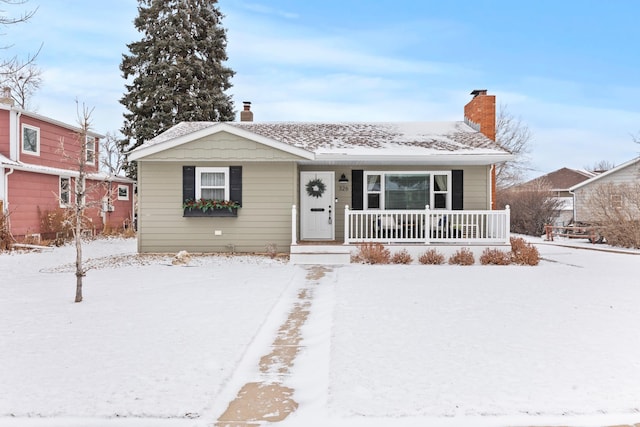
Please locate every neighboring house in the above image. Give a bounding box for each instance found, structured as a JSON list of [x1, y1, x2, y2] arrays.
[[128, 89, 514, 261], [516, 167, 596, 226], [570, 156, 640, 224], [0, 89, 135, 242]]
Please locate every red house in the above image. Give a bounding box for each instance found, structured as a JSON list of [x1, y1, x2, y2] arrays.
[[0, 89, 134, 242]]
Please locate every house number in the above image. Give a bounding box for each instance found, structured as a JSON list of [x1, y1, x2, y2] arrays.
[[339, 184, 349, 192]]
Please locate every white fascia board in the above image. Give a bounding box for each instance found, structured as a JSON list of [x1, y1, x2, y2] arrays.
[[307, 152, 514, 166], [569, 156, 640, 191], [2, 162, 132, 182], [129, 123, 315, 161], [0, 104, 104, 138]]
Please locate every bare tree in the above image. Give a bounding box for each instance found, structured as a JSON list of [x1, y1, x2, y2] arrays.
[[0, 59, 42, 109], [100, 131, 127, 175], [71, 104, 94, 302], [584, 160, 615, 174], [496, 178, 563, 236], [0, 1, 39, 70], [0, 0, 37, 26], [583, 182, 640, 249], [56, 102, 96, 303], [495, 104, 533, 188]]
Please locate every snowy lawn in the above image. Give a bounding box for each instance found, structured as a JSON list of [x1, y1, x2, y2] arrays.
[[2, 237, 640, 427]]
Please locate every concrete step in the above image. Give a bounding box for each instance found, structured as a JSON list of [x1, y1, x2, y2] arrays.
[[289, 245, 352, 265]]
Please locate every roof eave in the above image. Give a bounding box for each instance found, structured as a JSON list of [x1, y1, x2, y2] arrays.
[[128, 123, 315, 161], [569, 156, 640, 191], [304, 153, 514, 166]]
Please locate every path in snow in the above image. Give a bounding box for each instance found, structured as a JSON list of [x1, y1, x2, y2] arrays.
[[214, 265, 331, 425]]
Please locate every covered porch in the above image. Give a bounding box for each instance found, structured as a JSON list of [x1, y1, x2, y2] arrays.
[[290, 205, 511, 264]]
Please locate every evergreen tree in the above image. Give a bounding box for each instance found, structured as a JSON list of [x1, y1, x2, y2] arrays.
[[120, 0, 235, 178]]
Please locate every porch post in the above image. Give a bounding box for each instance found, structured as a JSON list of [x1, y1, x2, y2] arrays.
[[343, 205, 350, 244], [425, 205, 431, 244], [504, 204, 511, 244], [291, 204, 297, 245]]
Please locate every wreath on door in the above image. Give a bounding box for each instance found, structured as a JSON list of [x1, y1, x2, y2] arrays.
[[305, 178, 326, 198]]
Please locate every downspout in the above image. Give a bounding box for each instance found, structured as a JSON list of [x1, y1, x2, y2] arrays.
[[569, 189, 577, 224], [2, 167, 15, 242], [131, 182, 136, 230], [9, 110, 21, 162]]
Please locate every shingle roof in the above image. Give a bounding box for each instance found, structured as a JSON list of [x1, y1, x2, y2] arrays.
[[521, 167, 595, 190], [140, 120, 510, 156]]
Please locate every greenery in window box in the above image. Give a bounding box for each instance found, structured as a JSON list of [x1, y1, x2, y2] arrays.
[[183, 198, 241, 213]]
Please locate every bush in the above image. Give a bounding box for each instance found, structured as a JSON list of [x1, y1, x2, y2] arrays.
[[38, 207, 73, 242], [600, 220, 640, 249], [582, 182, 640, 249], [480, 248, 512, 265], [352, 243, 391, 264], [510, 237, 540, 266], [448, 247, 475, 265], [509, 236, 527, 253], [497, 179, 563, 236], [391, 249, 413, 264], [0, 210, 13, 251], [418, 249, 445, 265]]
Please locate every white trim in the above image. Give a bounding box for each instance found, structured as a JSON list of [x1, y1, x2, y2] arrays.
[[128, 123, 315, 161], [363, 170, 452, 210], [59, 176, 71, 207], [569, 156, 640, 191], [85, 135, 96, 165], [21, 123, 40, 156], [195, 167, 229, 200], [117, 184, 130, 201], [310, 153, 513, 165], [0, 103, 104, 138], [0, 159, 134, 183]]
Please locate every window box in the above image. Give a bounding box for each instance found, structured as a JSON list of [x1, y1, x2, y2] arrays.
[[182, 198, 240, 217], [183, 207, 238, 217]]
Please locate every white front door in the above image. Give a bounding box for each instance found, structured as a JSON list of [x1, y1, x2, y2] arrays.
[[300, 171, 335, 240]]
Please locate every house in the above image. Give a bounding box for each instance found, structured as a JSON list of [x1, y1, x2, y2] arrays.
[[569, 156, 640, 224], [0, 89, 135, 243], [515, 167, 596, 226], [128, 89, 514, 262]]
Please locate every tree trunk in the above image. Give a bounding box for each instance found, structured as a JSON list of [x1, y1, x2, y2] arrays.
[[74, 204, 83, 303], [75, 271, 83, 303]]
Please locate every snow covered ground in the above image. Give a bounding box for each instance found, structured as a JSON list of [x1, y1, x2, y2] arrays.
[[1, 237, 640, 427]]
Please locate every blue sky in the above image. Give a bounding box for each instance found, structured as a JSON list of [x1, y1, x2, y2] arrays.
[[3, 0, 640, 179]]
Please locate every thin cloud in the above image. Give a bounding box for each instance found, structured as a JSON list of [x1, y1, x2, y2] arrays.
[[239, 2, 299, 19]]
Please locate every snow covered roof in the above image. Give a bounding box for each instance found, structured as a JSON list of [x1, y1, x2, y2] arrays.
[[0, 155, 133, 183], [129, 120, 513, 165]]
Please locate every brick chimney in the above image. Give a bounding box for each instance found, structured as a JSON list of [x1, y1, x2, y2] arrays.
[[240, 101, 253, 122], [464, 89, 496, 141]]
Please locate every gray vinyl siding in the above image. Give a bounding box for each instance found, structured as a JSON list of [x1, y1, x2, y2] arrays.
[[137, 161, 297, 253], [574, 160, 640, 222]]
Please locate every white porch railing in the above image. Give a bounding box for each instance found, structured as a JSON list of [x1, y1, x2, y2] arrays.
[[343, 205, 511, 245]]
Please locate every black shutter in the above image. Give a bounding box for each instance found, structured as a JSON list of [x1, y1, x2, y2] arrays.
[[452, 169, 463, 210], [183, 166, 195, 202], [351, 170, 363, 210], [229, 166, 242, 206]]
